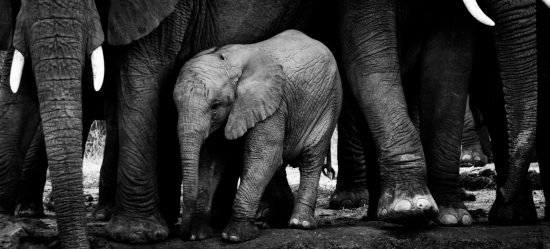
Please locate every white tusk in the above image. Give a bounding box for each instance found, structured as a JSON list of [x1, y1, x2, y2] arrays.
[[543, 0, 550, 9], [463, 0, 495, 27], [91, 46, 105, 91], [9, 49, 25, 93]]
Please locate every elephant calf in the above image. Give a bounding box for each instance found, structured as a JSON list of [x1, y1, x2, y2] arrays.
[[173, 30, 342, 242]]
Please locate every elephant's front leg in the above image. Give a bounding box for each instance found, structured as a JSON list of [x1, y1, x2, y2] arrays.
[[339, 0, 438, 223], [15, 126, 47, 218], [418, 12, 474, 226], [183, 137, 241, 240], [222, 117, 285, 243], [105, 46, 170, 244]]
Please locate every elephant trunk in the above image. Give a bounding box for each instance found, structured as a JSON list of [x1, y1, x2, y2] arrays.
[[484, 0, 538, 202], [178, 120, 207, 234], [32, 47, 88, 248]]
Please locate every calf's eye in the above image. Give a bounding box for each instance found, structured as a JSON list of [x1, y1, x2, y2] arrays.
[[211, 103, 222, 110]]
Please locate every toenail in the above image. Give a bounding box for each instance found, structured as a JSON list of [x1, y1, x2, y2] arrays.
[[462, 215, 473, 225], [440, 214, 458, 225], [380, 209, 388, 216], [462, 155, 471, 160], [302, 221, 309, 227], [222, 233, 228, 239], [290, 218, 298, 225], [190, 235, 196, 240], [416, 198, 431, 209], [230, 236, 238, 241], [474, 156, 480, 161], [394, 200, 412, 212]]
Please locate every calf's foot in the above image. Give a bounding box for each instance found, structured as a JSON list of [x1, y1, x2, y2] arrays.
[[222, 218, 259, 243], [105, 212, 169, 243], [377, 182, 438, 224], [328, 187, 369, 209]]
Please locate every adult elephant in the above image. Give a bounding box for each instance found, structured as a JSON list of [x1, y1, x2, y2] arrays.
[[0, 48, 48, 221], [92, 0, 332, 244], [3, 0, 115, 247], [331, 0, 537, 225]]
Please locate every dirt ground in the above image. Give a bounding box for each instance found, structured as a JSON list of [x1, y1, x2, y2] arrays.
[[3, 162, 547, 249]]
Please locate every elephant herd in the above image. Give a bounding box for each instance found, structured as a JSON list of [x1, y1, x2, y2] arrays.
[[0, 0, 548, 248]]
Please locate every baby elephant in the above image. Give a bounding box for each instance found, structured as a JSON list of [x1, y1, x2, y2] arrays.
[[174, 30, 342, 242]]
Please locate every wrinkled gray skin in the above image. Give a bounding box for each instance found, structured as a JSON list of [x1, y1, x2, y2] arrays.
[[331, 0, 537, 226], [460, 99, 490, 168], [1, 0, 110, 248], [100, 0, 333, 244], [0, 49, 48, 220], [174, 30, 341, 243]]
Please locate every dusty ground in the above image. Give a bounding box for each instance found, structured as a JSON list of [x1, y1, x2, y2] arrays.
[[3, 129, 549, 248]]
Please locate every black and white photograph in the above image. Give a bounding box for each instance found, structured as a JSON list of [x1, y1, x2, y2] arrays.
[[0, 0, 548, 248]]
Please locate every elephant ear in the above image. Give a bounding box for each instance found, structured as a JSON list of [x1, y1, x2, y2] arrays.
[[107, 0, 180, 45], [224, 53, 285, 140]]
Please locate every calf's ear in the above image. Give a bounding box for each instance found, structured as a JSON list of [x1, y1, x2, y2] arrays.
[[224, 53, 285, 140]]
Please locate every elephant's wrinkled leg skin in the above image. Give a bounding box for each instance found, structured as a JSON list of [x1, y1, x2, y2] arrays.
[[255, 168, 294, 229], [460, 101, 488, 167], [417, 6, 474, 226], [92, 84, 118, 221], [15, 131, 47, 218], [329, 101, 369, 210], [339, 0, 437, 224]]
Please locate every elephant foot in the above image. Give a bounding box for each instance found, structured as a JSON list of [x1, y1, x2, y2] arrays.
[[288, 204, 316, 229], [460, 145, 488, 167], [14, 201, 44, 218], [489, 188, 537, 225], [328, 187, 369, 209], [105, 212, 169, 243], [377, 183, 438, 224], [222, 218, 259, 243], [436, 201, 473, 226], [90, 200, 115, 221], [181, 217, 213, 241]]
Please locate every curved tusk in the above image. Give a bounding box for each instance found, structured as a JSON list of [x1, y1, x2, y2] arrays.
[[544, 0, 550, 9], [91, 46, 105, 91], [463, 0, 495, 27], [9, 49, 25, 93]]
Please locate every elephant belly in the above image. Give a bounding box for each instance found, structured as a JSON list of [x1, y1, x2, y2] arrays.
[[211, 0, 312, 45]]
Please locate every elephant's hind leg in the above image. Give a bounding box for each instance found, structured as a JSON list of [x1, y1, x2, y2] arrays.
[[329, 98, 370, 210]]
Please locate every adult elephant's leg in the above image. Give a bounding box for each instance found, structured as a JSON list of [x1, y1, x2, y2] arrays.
[[329, 91, 370, 210], [537, 1, 550, 220], [418, 8, 474, 226], [157, 88, 182, 227], [105, 2, 190, 242], [479, 0, 538, 224], [461, 97, 488, 167], [15, 125, 47, 218], [0, 49, 24, 219], [339, 0, 437, 223], [93, 56, 119, 221]]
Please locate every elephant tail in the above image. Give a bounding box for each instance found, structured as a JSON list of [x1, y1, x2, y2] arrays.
[[322, 149, 336, 180]]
